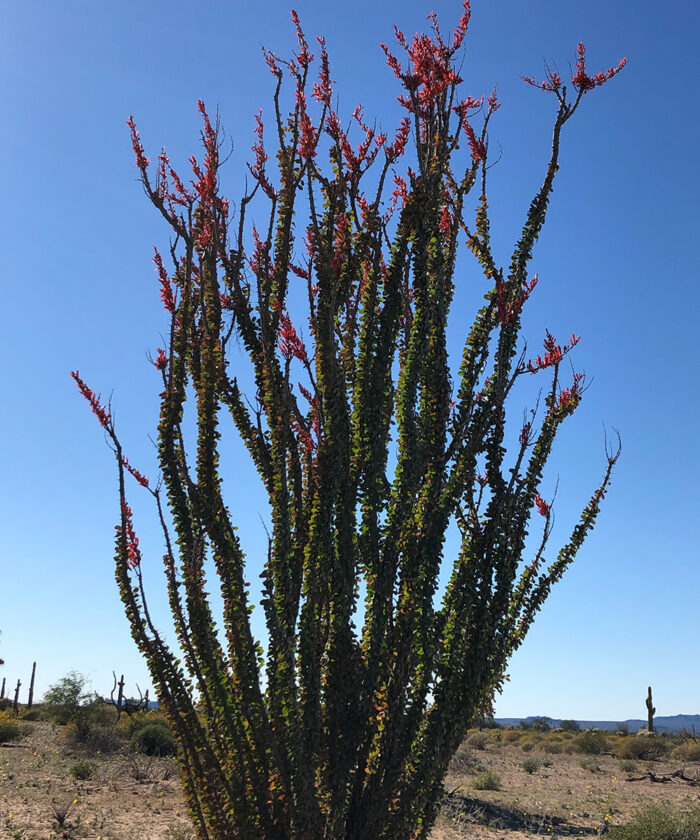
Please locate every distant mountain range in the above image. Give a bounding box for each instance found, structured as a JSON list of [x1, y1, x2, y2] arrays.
[[494, 715, 700, 734]]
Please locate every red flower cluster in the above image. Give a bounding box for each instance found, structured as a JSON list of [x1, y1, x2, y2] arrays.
[[127, 115, 149, 171], [558, 372, 585, 412], [462, 118, 486, 162], [121, 455, 150, 488], [385, 116, 411, 161], [290, 10, 313, 69], [534, 493, 550, 517], [311, 36, 333, 106], [439, 203, 452, 236], [278, 312, 308, 363], [572, 43, 627, 93], [381, 2, 471, 116], [154, 348, 168, 371], [71, 371, 111, 430], [121, 500, 142, 568], [523, 43, 626, 94], [331, 213, 350, 279], [519, 420, 532, 447], [153, 248, 176, 313], [526, 331, 580, 374], [248, 110, 276, 200], [495, 274, 538, 326], [297, 88, 317, 160]]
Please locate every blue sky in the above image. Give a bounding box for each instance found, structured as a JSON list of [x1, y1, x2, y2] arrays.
[[1, 0, 698, 721]]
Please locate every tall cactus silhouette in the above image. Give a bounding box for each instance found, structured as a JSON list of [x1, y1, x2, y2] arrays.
[[73, 4, 624, 838], [646, 686, 656, 732]]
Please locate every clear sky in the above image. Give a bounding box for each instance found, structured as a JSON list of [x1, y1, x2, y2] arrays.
[[1, 0, 698, 721]]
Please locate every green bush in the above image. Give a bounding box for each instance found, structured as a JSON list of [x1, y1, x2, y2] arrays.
[[574, 729, 608, 755], [672, 741, 700, 762], [70, 759, 96, 780], [42, 672, 94, 728], [608, 803, 700, 839], [130, 723, 175, 756], [0, 713, 20, 743], [617, 734, 671, 761], [560, 719, 581, 733], [520, 757, 541, 774], [466, 731, 489, 750], [579, 757, 599, 772], [471, 770, 500, 791], [619, 758, 638, 773], [117, 709, 170, 739], [543, 740, 562, 754]]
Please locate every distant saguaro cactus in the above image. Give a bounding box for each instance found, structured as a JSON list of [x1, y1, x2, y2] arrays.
[[27, 662, 36, 709], [73, 4, 624, 838], [646, 685, 656, 733]]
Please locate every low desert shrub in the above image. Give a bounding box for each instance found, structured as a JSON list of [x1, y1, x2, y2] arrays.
[[449, 744, 477, 773], [43, 672, 93, 727], [520, 757, 541, 774], [574, 729, 608, 755], [560, 719, 581, 733], [619, 758, 638, 773], [466, 731, 490, 751], [502, 729, 521, 743], [130, 723, 175, 756], [117, 709, 170, 739], [543, 740, 562, 754], [0, 712, 20, 743], [70, 759, 96, 780], [607, 803, 700, 839], [62, 720, 124, 754], [20, 708, 45, 722], [579, 757, 600, 773], [471, 770, 501, 791], [617, 734, 671, 761], [672, 741, 700, 762]]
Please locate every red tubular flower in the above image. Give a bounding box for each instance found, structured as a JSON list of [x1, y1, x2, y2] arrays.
[[290, 10, 313, 68], [439, 204, 452, 235], [126, 116, 150, 171], [153, 248, 176, 312], [525, 43, 626, 94], [519, 421, 532, 447], [526, 331, 580, 374], [248, 110, 276, 200], [311, 36, 333, 105], [331, 214, 349, 279], [386, 117, 411, 161], [451, 1, 471, 52], [121, 455, 150, 488], [278, 312, 308, 363], [534, 493, 550, 517], [154, 348, 168, 371], [462, 119, 486, 161], [382, 7, 466, 117], [296, 88, 317, 160], [495, 273, 538, 326], [71, 371, 111, 430], [121, 500, 142, 568]]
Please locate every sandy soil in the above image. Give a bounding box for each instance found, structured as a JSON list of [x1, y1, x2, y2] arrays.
[[2, 724, 699, 839]]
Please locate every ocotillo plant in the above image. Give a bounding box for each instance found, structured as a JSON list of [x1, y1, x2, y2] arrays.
[[73, 5, 624, 838]]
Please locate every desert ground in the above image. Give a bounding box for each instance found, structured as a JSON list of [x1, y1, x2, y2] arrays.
[[2, 716, 699, 839]]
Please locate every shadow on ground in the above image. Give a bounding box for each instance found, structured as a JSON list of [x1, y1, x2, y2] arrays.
[[441, 790, 607, 836]]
